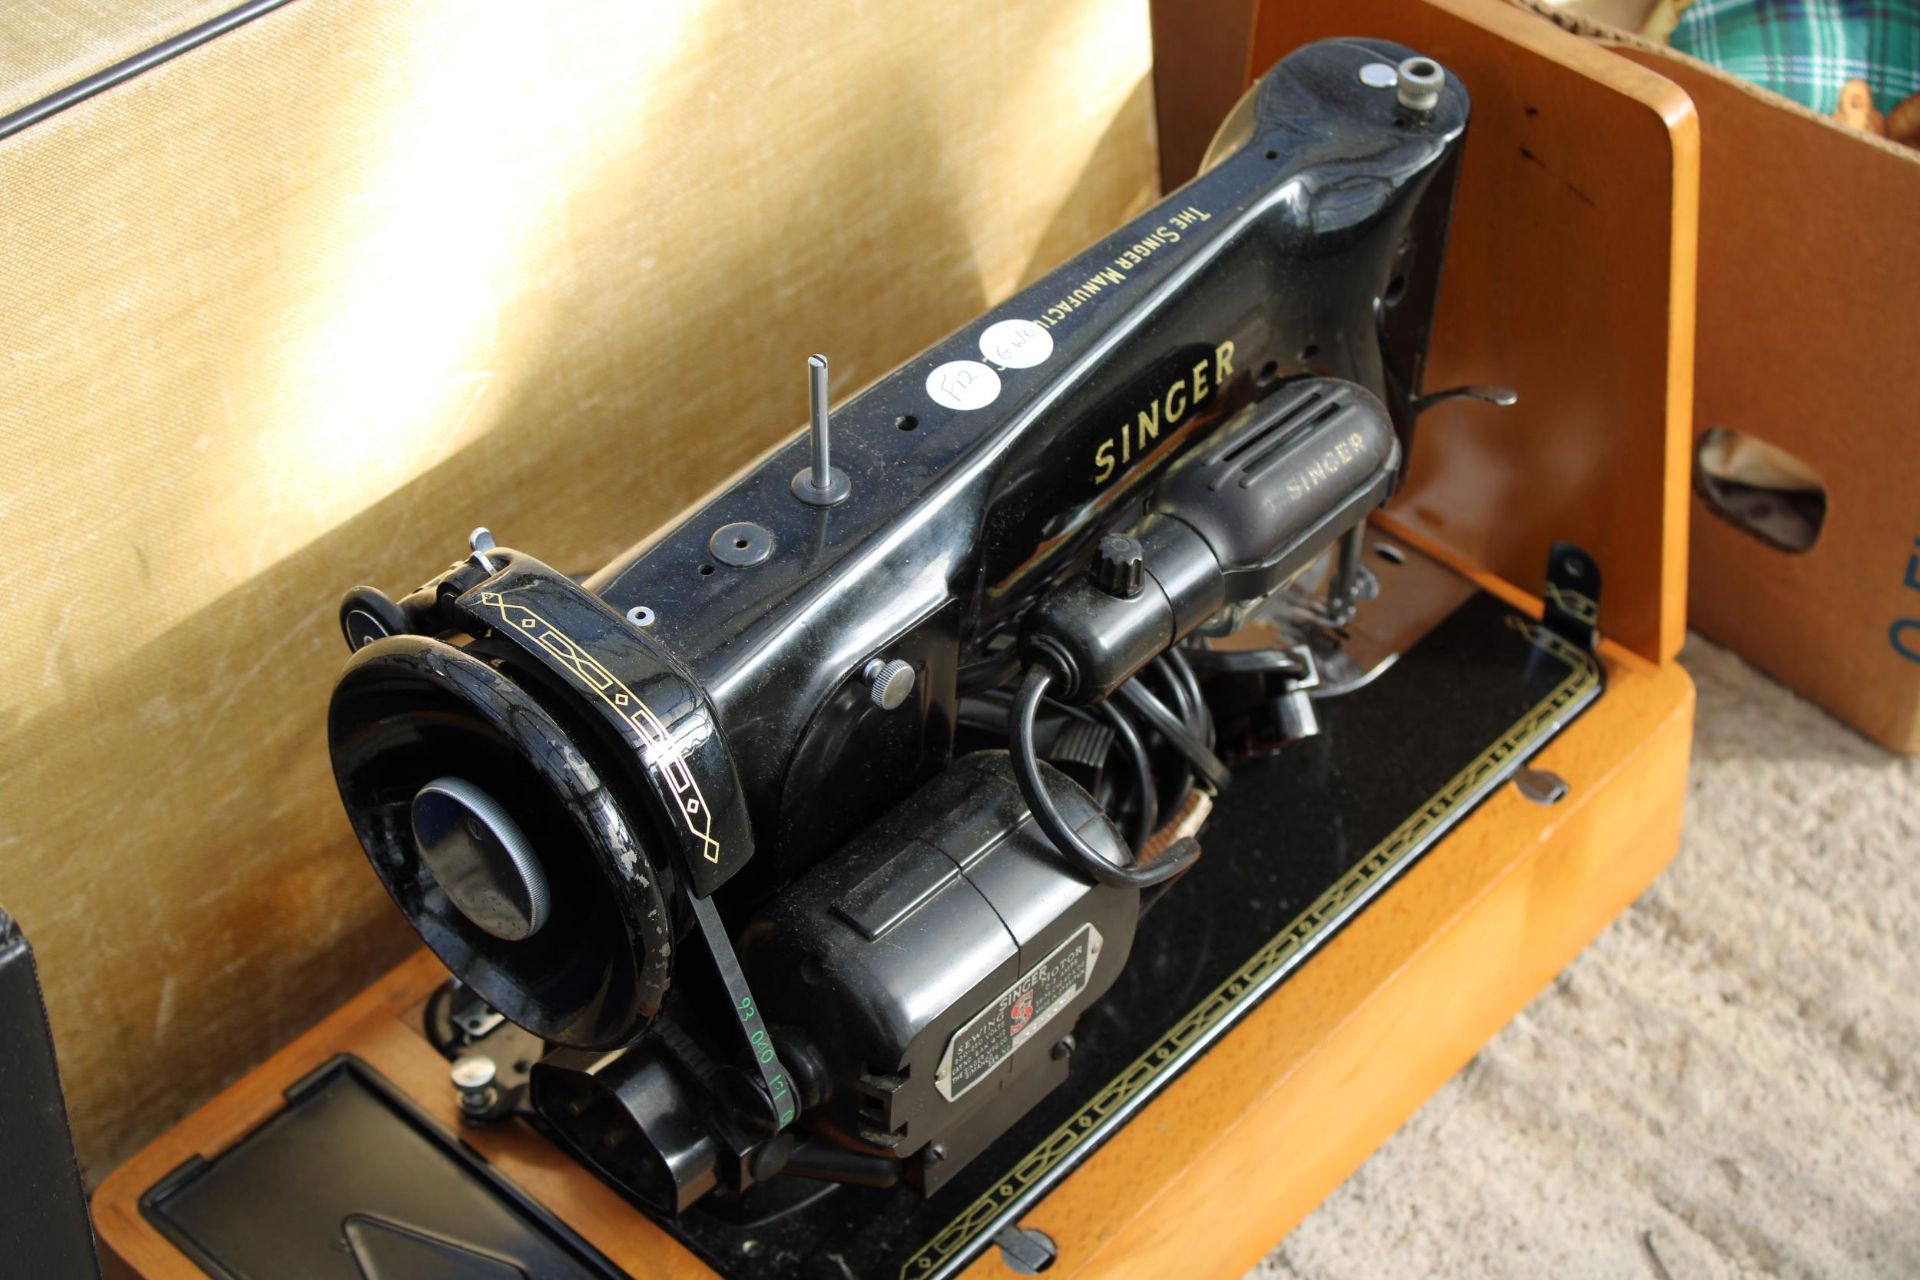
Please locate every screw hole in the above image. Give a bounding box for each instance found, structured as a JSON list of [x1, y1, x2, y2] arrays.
[[698, 564, 715, 577], [897, 414, 919, 431], [1264, 149, 1278, 160], [625, 605, 655, 627], [734, 537, 749, 549], [1374, 543, 1407, 565], [1382, 274, 1408, 305], [1299, 343, 1319, 362], [1256, 360, 1280, 384]]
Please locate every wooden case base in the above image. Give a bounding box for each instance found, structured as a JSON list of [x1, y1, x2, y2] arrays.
[[92, 535, 1693, 1280]]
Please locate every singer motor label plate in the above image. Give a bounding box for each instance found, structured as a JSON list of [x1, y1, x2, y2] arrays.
[[936, 924, 1103, 1102]]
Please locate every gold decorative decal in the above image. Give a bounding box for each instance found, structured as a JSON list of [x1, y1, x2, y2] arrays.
[[1034, 204, 1213, 331], [900, 619, 1600, 1278], [1090, 340, 1236, 486], [478, 592, 721, 864], [1544, 582, 1599, 626]]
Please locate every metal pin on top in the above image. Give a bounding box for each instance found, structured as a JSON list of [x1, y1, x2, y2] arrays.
[[791, 353, 851, 506]]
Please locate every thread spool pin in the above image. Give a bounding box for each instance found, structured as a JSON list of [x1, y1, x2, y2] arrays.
[[791, 354, 851, 506]]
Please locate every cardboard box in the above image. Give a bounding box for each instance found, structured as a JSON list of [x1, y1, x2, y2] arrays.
[[1522, 4, 1920, 752]]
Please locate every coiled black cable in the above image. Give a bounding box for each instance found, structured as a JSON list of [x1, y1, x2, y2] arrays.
[[1144, 654, 1201, 819], [1152, 654, 1196, 726], [1160, 650, 1213, 748], [1008, 667, 1201, 889], [1096, 699, 1157, 851], [1114, 679, 1232, 793]]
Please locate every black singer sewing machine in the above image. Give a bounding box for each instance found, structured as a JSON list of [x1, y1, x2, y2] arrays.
[[124, 37, 1617, 1280]]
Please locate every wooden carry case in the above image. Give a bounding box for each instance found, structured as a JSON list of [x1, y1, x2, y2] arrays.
[[91, 1, 1699, 1275]]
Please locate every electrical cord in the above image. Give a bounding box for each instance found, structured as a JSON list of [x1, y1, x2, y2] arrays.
[[1114, 679, 1233, 793], [962, 688, 1127, 814], [956, 640, 1022, 693], [1153, 654, 1196, 726], [1162, 650, 1213, 748], [959, 688, 1102, 734], [1144, 655, 1200, 820], [1096, 699, 1157, 851], [1008, 666, 1200, 889]]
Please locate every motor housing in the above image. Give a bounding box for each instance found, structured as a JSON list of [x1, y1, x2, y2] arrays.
[[741, 753, 1139, 1195]]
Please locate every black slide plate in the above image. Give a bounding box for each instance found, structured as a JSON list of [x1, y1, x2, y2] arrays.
[[140, 1057, 621, 1279], [663, 589, 1601, 1279]]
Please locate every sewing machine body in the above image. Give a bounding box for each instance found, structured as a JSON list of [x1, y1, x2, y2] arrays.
[[92, 9, 1700, 1277]]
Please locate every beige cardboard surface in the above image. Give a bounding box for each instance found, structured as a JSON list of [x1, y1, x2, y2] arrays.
[[0, 0, 1158, 1177]]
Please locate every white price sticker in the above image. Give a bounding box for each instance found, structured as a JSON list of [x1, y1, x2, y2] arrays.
[[926, 360, 1002, 412], [978, 318, 1053, 370]]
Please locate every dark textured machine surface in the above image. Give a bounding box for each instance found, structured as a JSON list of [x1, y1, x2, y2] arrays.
[[0, 906, 100, 1280]]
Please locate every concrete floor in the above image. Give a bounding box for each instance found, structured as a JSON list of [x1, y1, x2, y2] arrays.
[[1248, 635, 1920, 1279]]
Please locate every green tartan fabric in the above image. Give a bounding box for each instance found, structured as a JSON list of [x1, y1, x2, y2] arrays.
[[1671, 0, 1920, 113]]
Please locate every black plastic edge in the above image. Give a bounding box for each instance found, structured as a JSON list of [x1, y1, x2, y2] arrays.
[[137, 1054, 626, 1279], [137, 1156, 234, 1280]]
